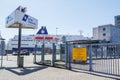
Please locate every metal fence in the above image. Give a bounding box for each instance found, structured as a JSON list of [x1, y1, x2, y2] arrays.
[[0, 49, 5, 68], [91, 43, 120, 76], [34, 43, 66, 68], [34, 42, 120, 76], [68, 43, 120, 76]]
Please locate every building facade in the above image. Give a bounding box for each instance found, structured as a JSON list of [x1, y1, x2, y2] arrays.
[[93, 24, 120, 43], [115, 15, 120, 28]]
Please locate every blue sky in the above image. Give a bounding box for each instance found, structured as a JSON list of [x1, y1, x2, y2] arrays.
[[0, 0, 120, 42]]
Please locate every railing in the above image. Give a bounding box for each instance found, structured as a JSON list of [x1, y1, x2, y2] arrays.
[[69, 43, 120, 76]]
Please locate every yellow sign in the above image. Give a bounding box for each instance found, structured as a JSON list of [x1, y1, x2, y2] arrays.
[[72, 48, 87, 61]]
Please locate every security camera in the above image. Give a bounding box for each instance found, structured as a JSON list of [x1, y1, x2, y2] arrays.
[[16, 6, 27, 13], [21, 7, 27, 13]]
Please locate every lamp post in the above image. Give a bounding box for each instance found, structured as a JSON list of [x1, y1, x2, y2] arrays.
[[79, 30, 83, 36], [55, 27, 59, 44], [56, 27, 58, 36]]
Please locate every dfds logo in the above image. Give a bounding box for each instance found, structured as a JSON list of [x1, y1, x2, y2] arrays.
[[22, 14, 28, 22], [6, 16, 13, 24], [22, 14, 36, 26]]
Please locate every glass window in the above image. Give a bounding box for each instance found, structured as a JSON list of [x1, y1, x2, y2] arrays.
[[103, 33, 106, 36], [103, 28, 106, 31]]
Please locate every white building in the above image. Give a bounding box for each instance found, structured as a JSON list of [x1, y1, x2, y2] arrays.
[[92, 24, 120, 43]]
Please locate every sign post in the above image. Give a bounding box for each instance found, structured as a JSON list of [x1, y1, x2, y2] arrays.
[[17, 24, 22, 67], [6, 6, 38, 68]]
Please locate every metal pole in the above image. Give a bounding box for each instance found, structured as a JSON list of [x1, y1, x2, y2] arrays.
[[60, 44, 62, 60], [17, 24, 22, 67], [34, 44, 37, 63], [6, 44, 8, 61], [56, 27, 58, 36], [68, 44, 71, 70], [41, 43, 44, 64], [65, 42, 68, 69], [0, 48, 2, 68], [52, 43, 56, 66], [1, 51, 3, 68], [1, 40, 4, 68], [1, 54, 2, 67], [89, 44, 93, 71]]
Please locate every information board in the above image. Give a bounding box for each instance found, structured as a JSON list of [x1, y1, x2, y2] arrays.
[[72, 48, 87, 61]]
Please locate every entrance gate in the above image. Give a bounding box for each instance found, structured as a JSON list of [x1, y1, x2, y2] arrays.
[[66, 42, 120, 77], [34, 40, 120, 77], [34, 43, 66, 68]]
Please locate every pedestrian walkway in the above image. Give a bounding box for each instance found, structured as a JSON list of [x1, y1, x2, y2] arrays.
[[0, 55, 117, 80]]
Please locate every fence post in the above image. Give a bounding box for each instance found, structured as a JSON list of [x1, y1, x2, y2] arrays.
[[60, 44, 62, 60], [51, 43, 56, 66], [67, 44, 71, 70], [1, 52, 3, 68], [89, 44, 93, 71], [41, 44, 44, 64], [33, 44, 37, 63], [65, 42, 68, 69]]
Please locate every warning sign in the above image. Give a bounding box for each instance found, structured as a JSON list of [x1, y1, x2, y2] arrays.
[[72, 48, 87, 61]]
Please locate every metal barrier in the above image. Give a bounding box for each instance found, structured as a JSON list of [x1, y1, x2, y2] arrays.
[[68, 44, 90, 71], [34, 42, 120, 76], [68, 43, 120, 76], [34, 43, 66, 68], [0, 53, 3, 68], [91, 43, 120, 76]]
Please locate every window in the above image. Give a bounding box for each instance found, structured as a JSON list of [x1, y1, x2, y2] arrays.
[[103, 28, 106, 31], [117, 17, 120, 20], [103, 33, 106, 36]]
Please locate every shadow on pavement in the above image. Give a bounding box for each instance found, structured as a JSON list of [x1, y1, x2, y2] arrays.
[[5, 66, 48, 75]]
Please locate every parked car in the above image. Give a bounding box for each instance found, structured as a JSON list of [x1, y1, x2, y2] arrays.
[[12, 51, 17, 55], [12, 51, 30, 55], [32, 51, 41, 55]]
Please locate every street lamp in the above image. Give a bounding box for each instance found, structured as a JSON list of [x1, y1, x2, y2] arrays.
[[79, 30, 83, 36], [55, 27, 59, 44], [56, 27, 58, 36]]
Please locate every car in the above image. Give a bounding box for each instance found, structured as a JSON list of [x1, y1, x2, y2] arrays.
[[32, 51, 41, 55], [21, 51, 30, 55], [12, 51, 30, 55]]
